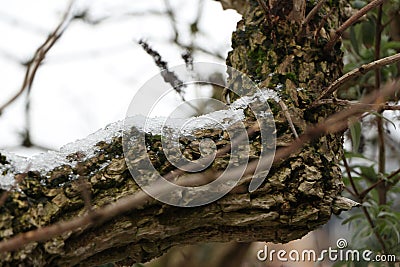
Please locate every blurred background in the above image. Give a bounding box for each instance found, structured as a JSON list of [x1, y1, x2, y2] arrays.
[[0, 0, 238, 155], [1, 0, 399, 266]]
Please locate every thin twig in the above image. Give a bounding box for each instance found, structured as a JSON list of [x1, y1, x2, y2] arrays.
[[302, 0, 326, 27], [0, 0, 76, 115], [387, 167, 400, 180], [314, 7, 335, 44], [342, 155, 360, 196], [278, 100, 299, 139], [324, 0, 385, 51], [138, 40, 200, 113], [344, 186, 358, 199], [381, 105, 400, 110], [385, 167, 400, 191], [374, 4, 387, 206], [360, 205, 388, 253], [315, 53, 400, 102], [164, 0, 179, 43], [163, 0, 224, 60], [358, 180, 383, 200], [270, 80, 399, 166], [296, 0, 327, 41], [315, 99, 400, 111], [342, 153, 388, 254]]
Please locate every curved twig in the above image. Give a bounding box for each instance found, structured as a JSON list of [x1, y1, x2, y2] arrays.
[[0, 0, 75, 115], [315, 53, 400, 102], [324, 0, 385, 51]]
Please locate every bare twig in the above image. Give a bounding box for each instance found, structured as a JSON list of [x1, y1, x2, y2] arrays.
[[324, 0, 385, 51], [139, 40, 184, 90], [352, 156, 400, 200], [0, 0, 76, 115], [74, 10, 165, 25], [164, 0, 223, 60], [315, 53, 400, 102], [278, 100, 299, 139], [381, 105, 400, 110], [315, 99, 400, 111], [0, 187, 151, 252], [342, 155, 360, 196], [374, 4, 387, 206], [314, 7, 335, 44], [302, 0, 326, 27], [358, 180, 383, 200], [342, 153, 388, 254], [164, 0, 179, 43], [270, 80, 399, 166], [387, 167, 400, 180], [385, 167, 400, 191], [360, 206, 388, 253], [296, 0, 327, 41], [138, 40, 201, 113], [374, 5, 383, 90]]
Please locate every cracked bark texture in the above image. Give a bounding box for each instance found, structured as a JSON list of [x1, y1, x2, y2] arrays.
[[0, 0, 355, 266]]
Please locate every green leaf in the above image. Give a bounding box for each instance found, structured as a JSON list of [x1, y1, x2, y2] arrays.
[[361, 19, 375, 48], [350, 26, 360, 56], [382, 41, 400, 51], [344, 61, 360, 73], [342, 213, 365, 225], [359, 165, 378, 181], [349, 120, 362, 152], [368, 111, 397, 129], [377, 211, 399, 220], [359, 46, 374, 61], [343, 150, 370, 160], [381, 219, 400, 241]]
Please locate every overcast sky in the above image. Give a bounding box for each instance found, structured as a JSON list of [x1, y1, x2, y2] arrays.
[[0, 0, 241, 156]]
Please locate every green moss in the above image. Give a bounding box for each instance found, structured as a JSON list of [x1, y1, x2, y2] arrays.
[[285, 72, 297, 82], [247, 47, 267, 79]]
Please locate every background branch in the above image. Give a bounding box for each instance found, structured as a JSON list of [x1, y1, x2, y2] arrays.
[[316, 53, 400, 101], [0, 1, 75, 115]]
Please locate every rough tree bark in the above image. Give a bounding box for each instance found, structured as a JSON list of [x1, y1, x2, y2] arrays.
[[0, 0, 357, 266]]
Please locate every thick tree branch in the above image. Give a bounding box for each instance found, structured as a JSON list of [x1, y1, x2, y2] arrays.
[[0, 90, 361, 265], [0, 1, 363, 266]]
